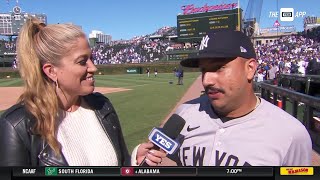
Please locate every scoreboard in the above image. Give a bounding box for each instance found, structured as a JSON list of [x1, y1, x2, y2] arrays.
[[166, 49, 198, 61], [177, 8, 242, 42], [0, 6, 47, 36]]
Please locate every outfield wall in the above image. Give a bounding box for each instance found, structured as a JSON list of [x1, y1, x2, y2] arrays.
[[0, 61, 199, 79]]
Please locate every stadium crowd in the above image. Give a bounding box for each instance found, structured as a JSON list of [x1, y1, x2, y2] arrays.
[[255, 33, 320, 81], [91, 38, 172, 64], [91, 27, 180, 64], [253, 27, 320, 97], [89, 25, 320, 79], [257, 29, 319, 76], [1, 25, 320, 76]]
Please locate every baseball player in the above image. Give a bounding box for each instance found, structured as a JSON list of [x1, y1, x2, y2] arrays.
[[167, 30, 312, 166], [146, 68, 150, 77]]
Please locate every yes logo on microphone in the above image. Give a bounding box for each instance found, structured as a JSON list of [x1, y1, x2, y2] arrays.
[[148, 128, 180, 154]]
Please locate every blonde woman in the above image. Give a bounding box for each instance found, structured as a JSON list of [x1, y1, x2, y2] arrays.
[[0, 17, 165, 166]]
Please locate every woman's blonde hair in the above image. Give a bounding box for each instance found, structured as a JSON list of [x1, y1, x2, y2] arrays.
[[17, 16, 85, 155]]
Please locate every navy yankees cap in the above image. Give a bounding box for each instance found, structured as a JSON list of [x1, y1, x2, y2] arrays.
[[180, 30, 256, 67]]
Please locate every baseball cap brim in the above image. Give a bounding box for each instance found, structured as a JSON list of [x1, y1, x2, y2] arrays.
[[180, 52, 237, 68]]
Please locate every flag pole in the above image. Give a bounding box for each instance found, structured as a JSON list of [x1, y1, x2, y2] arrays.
[[237, 0, 241, 31], [277, 0, 279, 36]]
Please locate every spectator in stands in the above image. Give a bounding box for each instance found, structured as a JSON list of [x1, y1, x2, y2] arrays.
[[306, 58, 320, 75], [257, 69, 265, 82], [290, 60, 299, 74], [0, 17, 165, 166], [278, 59, 285, 73], [268, 63, 278, 80], [306, 58, 320, 96]]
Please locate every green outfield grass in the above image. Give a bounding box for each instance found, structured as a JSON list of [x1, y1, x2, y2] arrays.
[[0, 72, 201, 152], [0, 78, 23, 87], [96, 73, 201, 151], [0, 73, 313, 154]]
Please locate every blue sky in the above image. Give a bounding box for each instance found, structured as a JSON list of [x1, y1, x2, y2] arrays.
[[2, 0, 319, 40]]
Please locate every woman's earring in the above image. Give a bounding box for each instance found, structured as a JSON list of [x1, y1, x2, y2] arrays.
[[55, 79, 59, 89]]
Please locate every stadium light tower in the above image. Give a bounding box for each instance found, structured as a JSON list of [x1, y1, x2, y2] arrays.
[[243, 0, 263, 37]]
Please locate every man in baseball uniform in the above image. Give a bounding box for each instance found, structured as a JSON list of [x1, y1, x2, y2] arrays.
[[169, 30, 312, 166]]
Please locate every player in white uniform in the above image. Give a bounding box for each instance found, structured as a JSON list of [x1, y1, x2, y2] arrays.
[[170, 30, 312, 166], [133, 30, 312, 167], [174, 95, 311, 166]]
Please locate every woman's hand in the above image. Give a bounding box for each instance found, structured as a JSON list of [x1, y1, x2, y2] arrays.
[[136, 142, 167, 166]]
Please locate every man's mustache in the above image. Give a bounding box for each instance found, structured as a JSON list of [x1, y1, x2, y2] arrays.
[[205, 86, 225, 94]]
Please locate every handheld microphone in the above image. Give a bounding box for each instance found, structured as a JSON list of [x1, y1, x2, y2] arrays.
[[139, 114, 186, 166]]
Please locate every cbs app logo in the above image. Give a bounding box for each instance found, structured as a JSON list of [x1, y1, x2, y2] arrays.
[[280, 8, 294, 21]]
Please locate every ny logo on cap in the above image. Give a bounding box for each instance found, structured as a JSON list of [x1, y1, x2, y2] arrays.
[[240, 46, 247, 53], [199, 35, 210, 51]]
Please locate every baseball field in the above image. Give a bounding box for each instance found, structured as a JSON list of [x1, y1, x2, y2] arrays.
[[1, 72, 320, 165], [0, 72, 201, 152]]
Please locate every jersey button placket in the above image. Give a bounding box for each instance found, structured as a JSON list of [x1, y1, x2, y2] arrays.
[[209, 127, 223, 165], [218, 128, 225, 134], [215, 128, 225, 147]]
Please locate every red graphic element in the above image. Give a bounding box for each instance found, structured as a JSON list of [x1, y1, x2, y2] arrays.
[[274, 20, 281, 27], [181, 3, 238, 15], [121, 167, 134, 176]]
